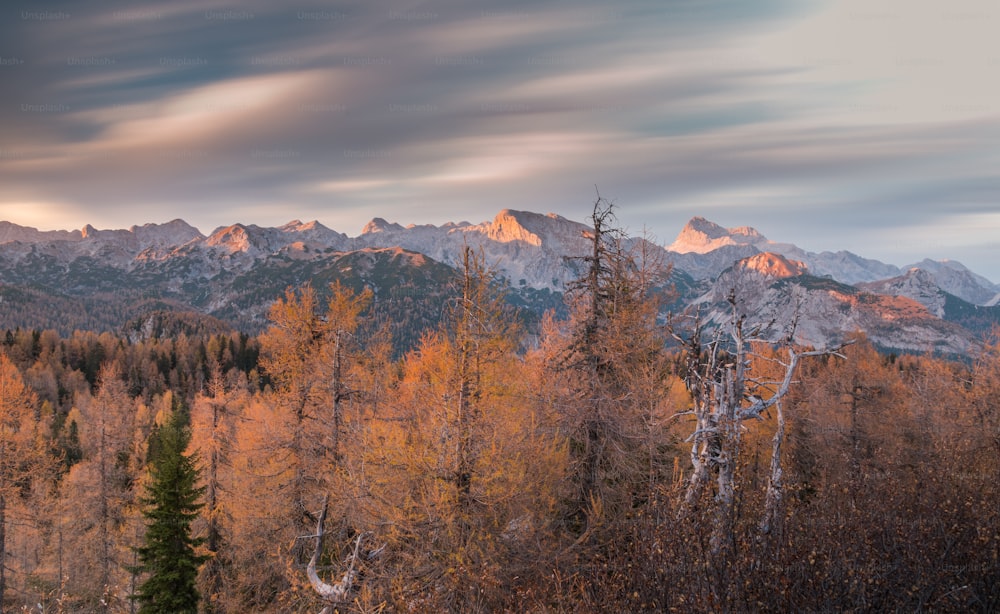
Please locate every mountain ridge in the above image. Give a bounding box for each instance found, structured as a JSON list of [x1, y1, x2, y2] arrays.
[[2, 213, 994, 290], [1, 211, 996, 355]]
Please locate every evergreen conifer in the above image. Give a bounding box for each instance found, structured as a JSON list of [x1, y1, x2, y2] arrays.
[[132, 411, 207, 613]]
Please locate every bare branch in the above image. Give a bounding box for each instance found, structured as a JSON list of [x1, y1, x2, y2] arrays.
[[306, 494, 368, 606]]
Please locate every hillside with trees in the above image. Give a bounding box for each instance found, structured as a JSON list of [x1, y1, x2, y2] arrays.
[[0, 200, 997, 612]]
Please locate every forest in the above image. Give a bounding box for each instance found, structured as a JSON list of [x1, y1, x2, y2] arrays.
[[0, 202, 997, 613]]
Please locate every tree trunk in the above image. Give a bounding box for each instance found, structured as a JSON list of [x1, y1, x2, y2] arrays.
[[675, 297, 848, 553], [759, 399, 786, 536], [849, 383, 862, 507], [331, 330, 343, 463], [307, 494, 365, 609], [98, 411, 110, 595], [207, 400, 219, 553]]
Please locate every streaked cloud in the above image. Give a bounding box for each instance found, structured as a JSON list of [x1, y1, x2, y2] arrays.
[[0, 0, 997, 279]]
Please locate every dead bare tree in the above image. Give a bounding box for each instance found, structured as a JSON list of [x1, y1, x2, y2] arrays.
[[753, 343, 849, 536], [672, 290, 850, 553], [305, 494, 383, 614]]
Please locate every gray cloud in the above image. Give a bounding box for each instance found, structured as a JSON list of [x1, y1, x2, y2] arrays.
[[1, 0, 997, 280]]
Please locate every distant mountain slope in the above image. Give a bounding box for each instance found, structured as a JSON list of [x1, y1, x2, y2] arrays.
[[355, 209, 592, 290], [0, 212, 995, 356], [664, 217, 997, 304], [859, 268, 1000, 336], [666, 217, 902, 284], [695, 257, 978, 355], [901, 259, 1000, 305], [667, 216, 766, 253]]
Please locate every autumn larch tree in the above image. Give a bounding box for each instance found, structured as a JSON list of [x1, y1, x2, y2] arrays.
[[57, 361, 151, 607], [362, 245, 542, 610], [550, 194, 671, 535], [258, 282, 372, 525], [188, 359, 247, 612], [0, 353, 51, 611]]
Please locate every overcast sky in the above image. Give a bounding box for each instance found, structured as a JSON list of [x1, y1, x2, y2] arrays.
[[1, 0, 998, 280]]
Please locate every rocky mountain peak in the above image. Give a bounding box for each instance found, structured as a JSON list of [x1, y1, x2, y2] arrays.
[[738, 252, 808, 278], [484, 209, 544, 246], [0, 221, 81, 244], [129, 219, 203, 247], [903, 258, 1000, 305], [856, 267, 948, 318], [668, 217, 767, 254], [362, 218, 405, 235], [1, 210, 997, 355], [207, 224, 252, 252]]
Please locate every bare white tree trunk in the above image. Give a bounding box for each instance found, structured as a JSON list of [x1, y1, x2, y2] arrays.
[[759, 398, 785, 537], [757, 347, 848, 536], [675, 293, 850, 553], [677, 296, 750, 554], [306, 494, 367, 611]]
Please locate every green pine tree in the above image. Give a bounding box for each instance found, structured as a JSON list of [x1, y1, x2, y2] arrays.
[[132, 411, 208, 614]]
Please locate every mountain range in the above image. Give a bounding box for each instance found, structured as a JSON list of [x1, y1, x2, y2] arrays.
[[0, 211, 997, 356]]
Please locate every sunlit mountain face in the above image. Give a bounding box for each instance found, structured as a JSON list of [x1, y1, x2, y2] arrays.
[[0, 210, 996, 356]]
